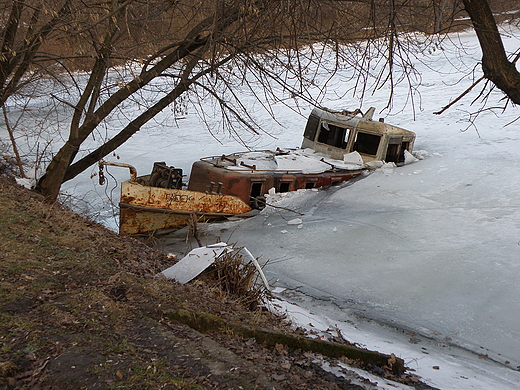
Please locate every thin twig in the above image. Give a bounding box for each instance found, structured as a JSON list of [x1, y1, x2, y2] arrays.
[[257, 197, 304, 215], [2, 104, 25, 178], [434, 76, 485, 115]]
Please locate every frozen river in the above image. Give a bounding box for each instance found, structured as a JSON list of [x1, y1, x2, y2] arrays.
[[158, 120, 520, 388], [196, 150, 520, 367], [3, 23, 520, 389]]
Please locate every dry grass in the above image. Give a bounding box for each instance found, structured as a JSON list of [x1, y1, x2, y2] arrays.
[[200, 247, 272, 311], [0, 176, 286, 388], [0, 168, 439, 389]]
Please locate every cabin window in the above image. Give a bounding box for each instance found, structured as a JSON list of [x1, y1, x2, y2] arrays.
[[385, 138, 410, 164], [250, 182, 263, 198], [305, 182, 315, 189], [353, 132, 381, 156], [317, 122, 349, 149], [279, 182, 292, 193], [303, 114, 320, 141], [386, 144, 400, 163]]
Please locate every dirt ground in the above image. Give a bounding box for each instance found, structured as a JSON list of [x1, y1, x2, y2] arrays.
[[0, 174, 436, 390]]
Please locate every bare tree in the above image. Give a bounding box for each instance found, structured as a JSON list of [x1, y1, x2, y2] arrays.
[[37, 0, 431, 201], [0, 0, 518, 202], [0, 1, 73, 106], [0, 0, 75, 176]]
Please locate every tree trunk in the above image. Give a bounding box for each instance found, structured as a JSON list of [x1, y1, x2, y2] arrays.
[[36, 140, 80, 202], [62, 57, 209, 183], [462, 0, 520, 104]]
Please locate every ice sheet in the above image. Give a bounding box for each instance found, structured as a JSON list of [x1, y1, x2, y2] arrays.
[[3, 23, 520, 390]]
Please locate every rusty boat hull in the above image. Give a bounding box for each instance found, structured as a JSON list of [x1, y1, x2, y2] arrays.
[[118, 176, 252, 235], [187, 153, 364, 209], [116, 152, 364, 235]]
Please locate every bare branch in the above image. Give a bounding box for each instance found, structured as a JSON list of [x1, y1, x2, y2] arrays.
[[434, 76, 485, 115]]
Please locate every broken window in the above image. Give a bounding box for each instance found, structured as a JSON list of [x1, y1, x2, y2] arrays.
[[385, 137, 410, 164], [279, 182, 292, 193], [303, 113, 320, 141], [250, 181, 265, 208], [317, 122, 349, 149], [353, 132, 381, 156], [386, 144, 401, 163], [250, 182, 263, 198]]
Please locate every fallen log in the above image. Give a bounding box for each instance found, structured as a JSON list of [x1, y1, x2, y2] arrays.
[[162, 308, 405, 374]]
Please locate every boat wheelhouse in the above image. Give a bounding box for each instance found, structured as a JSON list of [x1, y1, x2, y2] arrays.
[[301, 107, 415, 165]]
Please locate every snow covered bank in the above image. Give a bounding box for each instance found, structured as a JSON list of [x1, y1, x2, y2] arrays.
[[270, 292, 520, 390]]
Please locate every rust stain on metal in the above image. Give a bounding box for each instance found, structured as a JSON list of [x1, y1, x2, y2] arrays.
[[121, 181, 251, 214], [120, 205, 193, 235], [99, 160, 137, 182], [118, 180, 252, 235]]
